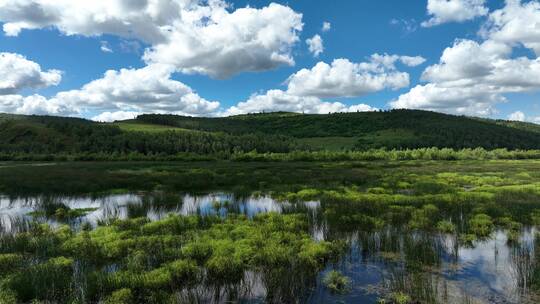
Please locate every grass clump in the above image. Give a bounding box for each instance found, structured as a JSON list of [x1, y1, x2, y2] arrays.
[[27, 199, 97, 220], [323, 270, 351, 294], [0, 213, 340, 303], [104, 289, 133, 304], [436, 220, 456, 233], [469, 214, 494, 238], [377, 292, 412, 304]]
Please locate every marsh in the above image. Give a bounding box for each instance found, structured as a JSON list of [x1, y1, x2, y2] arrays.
[[2, 160, 540, 303]]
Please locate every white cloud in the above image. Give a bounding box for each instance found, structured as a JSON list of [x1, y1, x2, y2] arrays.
[[0, 94, 75, 115], [224, 53, 423, 115], [390, 83, 503, 115], [0, 64, 219, 117], [225, 89, 377, 116], [100, 41, 113, 53], [286, 55, 417, 98], [0, 0, 304, 79], [399, 55, 427, 67], [481, 0, 540, 55], [54, 64, 219, 115], [422, 0, 488, 27], [505, 110, 540, 124], [390, 18, 418, 35], [0, 52, 61, 95], [392, 38, 540, 115], [92, 111, 139, 122], [508, 111, 525, 121], [322, 21, 331, 32], [421, 40, 509, 84], [306, 34, 324, 57], [143, 3, 303, 79], [394, 0, 540, 116], [0, 0, 180, 43]]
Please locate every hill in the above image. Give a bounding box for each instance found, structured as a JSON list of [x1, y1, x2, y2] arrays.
[[136, 110, 540, 150], [0, 115, 294, 156], [1, 110, 540, 158]]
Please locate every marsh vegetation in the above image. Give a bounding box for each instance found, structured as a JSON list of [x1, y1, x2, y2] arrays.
[[2, 159, 540, 303]]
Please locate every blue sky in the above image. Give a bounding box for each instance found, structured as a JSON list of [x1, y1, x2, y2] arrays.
[[1, 0, 540, 122]]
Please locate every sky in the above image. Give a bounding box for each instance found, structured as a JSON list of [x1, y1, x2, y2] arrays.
[[1, 0, 540, 122]]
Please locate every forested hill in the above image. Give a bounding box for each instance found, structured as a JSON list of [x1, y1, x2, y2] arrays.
[[1, 110, 540, 157], [137, 110, 540, 150]]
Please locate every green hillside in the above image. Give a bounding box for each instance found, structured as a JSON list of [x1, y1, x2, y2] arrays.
[[0, 115, 294, 156], [113, 121, 199, 133], [1, 110, 540, 157], [136, 110, 540, 150]]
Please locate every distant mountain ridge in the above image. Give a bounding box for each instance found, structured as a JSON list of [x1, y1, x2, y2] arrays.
[[135, 109, 540, 150], [1, 109, 540, 155]]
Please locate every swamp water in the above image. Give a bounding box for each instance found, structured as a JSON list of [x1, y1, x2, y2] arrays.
[[1, 192, 539, 304]]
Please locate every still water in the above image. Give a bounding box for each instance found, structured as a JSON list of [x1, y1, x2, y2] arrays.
[[1, 192, 539, 303]]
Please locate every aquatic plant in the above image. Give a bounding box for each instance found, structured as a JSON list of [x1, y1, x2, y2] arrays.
[[323, 270, 351, 294], [104, 288, 133, 304], [436, 220, 455, 233], [0, 213, 339, 303], [4, 159, 540, 301], [469, 214, 494, 238]]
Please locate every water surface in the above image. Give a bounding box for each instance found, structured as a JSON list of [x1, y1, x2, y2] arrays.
[[1, 192, 539, 303]]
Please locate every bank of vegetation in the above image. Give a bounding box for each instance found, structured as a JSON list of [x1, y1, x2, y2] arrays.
[[3, 110, 540, 161]]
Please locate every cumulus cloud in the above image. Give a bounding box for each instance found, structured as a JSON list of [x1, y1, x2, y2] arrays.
[[92, 111, 140, 122], [54, 64, 219, 115], [508, 110, 525, 121], [0, 0, 304, 79], [0, 94, 74, 115], [224, 53, 423, 115], [286, 55, 421, 98], [422, 0, 488, 27], [142, 3, 303, 78], [0, 63, 219, 117], [399, 55, 427, 67], [225, 89, 377, 116], [0, 52, 61, 95], [392, 38, 540, 115], [322, 21, 331, 32], [505, 110, 540, 124], [390, 83, 504, 115], [0, 0, 180, 43], [306, 35, 323, 57], [394, 0, 540, 116], [481, 0, 540, 55]]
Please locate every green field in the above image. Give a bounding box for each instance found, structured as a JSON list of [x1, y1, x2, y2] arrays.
[[113, 121, 204, 134]]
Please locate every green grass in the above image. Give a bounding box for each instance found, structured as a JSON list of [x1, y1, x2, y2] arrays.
[[0, 213, 338, 303], [113, 121, 199, 133]]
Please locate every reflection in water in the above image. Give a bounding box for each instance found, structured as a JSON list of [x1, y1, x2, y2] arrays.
[[0, 193, 319, 232], [1, 192, 539, 303]]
